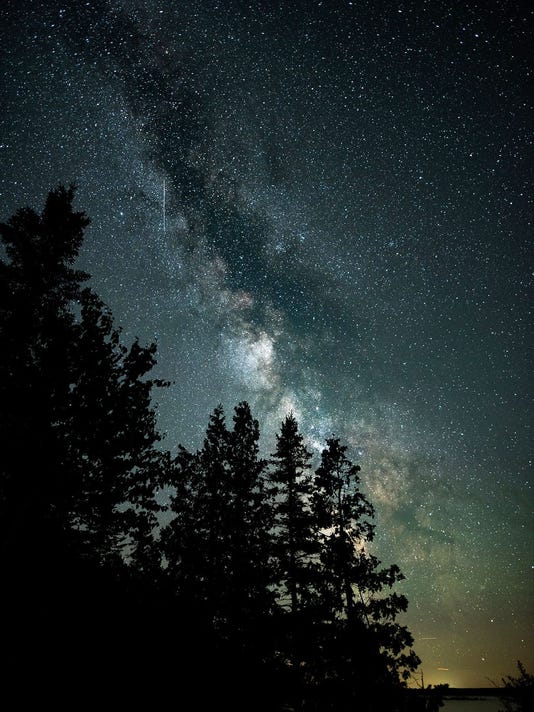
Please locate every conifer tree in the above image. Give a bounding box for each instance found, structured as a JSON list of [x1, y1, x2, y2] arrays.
[[162, 403, 276, 711], [163, 405, 232, 629], [162, 442, 202, 598], [312, 436, 420, 708], [0, 186, 90, 549], [165, 403, 274, 633], [313, 436, 374, 620], [198, 404, 233, 625], [226, 402, 274, 638], [0, 186, 167, 595], [270, 413, 318, 616], [65, 289, 166, 563], [268, 413, 323, 711]]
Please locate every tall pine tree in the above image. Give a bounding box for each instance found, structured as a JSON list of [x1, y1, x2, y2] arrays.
[[268, 413, 322, 709], [312, 436, 420, 709], [270, 413, 318, 617], [0, 187, 169, 693], [0, 186, 90, 553], [163, 405, 232, 629], [165, 403, 274, 637], [162, 403, 276, 710], [226, 402, 274, 639]]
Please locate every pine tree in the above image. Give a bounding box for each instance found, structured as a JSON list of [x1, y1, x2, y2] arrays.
[[162, 403, 276, 711], [223, 402, 278, 710], [314, 436, 372, 620], [162, 442, 202, 598], [65, 288, 167, 563], [270, 414, 317, 614], [0, 186, 90, 550], [312, 436, 420, 708], [0, 186, 167, 635], [268, 413, 322, 709], [270, 413, 318, 617], [165, 403, 274, 635], [226, 402, 274, 642], [164, 405, 232, 628], [198, 404, 233, 626]]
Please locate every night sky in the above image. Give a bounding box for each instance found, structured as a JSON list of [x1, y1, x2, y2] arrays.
[[1, 0, 532, 688]]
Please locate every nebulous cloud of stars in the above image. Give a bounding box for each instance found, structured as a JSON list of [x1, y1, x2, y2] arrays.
[[1, 0, 532, 688]]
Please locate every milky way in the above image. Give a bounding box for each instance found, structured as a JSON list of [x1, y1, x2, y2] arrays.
[[1, 0, 532, 687]]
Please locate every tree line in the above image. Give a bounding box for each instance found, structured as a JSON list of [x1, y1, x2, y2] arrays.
[[0, 187, 421, 709]]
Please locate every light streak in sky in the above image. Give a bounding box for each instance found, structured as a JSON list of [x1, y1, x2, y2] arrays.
[[162, 178, 166, 234]]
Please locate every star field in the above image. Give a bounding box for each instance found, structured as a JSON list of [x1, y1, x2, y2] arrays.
[[1, 0, 532, 688]]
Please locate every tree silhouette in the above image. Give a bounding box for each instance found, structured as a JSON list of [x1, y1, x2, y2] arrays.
[[0, 186, 90, 552], [163, 403, 277, 710], [270, 413, 318, 616], [499, 661, 534, 712], [168, 405, 233, 627], [314, 436, 372, 619], [0, 187, 169, 698], [223, 402, 278, 709], [65, 288, 167, 562], [226, 402, 275, 644], [267, 413, 323, 708], [0, 187, 166, 569], [312, 436, 420, 709]]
